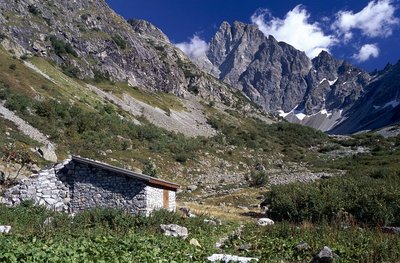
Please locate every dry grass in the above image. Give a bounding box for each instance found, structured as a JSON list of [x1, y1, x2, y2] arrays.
[[178, 201, 264, 223], [202, 187, 269, 207]]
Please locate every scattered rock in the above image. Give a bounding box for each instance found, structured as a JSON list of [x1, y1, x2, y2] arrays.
[[294, 241, 310, 252], [207, 254, 259, 262], [257, 218, 274, 226], [179, 207, 196, 218], [382, 226, 400, 234], [36, 143, 57, 162], [29, 164, 41, 174], [160, 224, 188, 239], [186, 185, 198, 192], [189, 238, 201, 247], [0, 226, 11, 234], [204, 219, 218, 225], [215, 225, 244, 249], [311, 246, 337, 263], [239, 243, 252, 251]]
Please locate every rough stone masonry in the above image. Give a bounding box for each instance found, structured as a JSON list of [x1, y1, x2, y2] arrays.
[[0, 156, 178, 215]]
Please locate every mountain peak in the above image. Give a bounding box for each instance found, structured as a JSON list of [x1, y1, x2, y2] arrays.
[[127, 19, 169, 42]]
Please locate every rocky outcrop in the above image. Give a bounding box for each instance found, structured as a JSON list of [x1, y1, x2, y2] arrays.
[[330, 61, 400, 134], [128, 19, 170, 42], [202, 22, 371, 131], [0, 0, 236, 105]]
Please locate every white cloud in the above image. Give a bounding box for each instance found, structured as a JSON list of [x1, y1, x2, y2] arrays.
[[353, 44, 380, 62], [333, 0, 399, 40], [251, 6, 337, 58], [175, 35, 209, 59]]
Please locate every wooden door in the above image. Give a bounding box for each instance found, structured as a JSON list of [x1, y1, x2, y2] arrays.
[[163, 189, 169, 209]]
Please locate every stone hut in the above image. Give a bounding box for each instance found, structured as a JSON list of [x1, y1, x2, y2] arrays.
[[1, 156, 178, 215]]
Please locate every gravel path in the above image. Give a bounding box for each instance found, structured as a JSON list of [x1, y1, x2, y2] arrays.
[[0, 103, 50, 145]]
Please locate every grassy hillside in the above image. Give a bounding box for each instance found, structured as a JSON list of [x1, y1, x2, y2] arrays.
[[0, 46, 329, 183]]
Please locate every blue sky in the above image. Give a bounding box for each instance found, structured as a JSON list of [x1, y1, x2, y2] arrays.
[[106, 0, 400, 72]]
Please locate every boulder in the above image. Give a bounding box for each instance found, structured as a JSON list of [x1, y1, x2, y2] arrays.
[[311, 246, 336, 263], [160, 224, 188, 239], [207, 254, 258, 262], [257, 218, 274, 226], [187, 185, 198, 192], [36, 143, 57, 162], [0, 226, 11, 234]]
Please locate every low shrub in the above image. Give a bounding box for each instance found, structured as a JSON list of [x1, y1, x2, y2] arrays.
[[249, 170, 270, 187], [112, 34, 127, 50], [49, 36, 77, 57], [263, 168, 400, 226]]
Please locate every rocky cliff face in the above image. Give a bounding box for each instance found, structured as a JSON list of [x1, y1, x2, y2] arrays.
[[205, 22, 369, 114], [331, 61, 400, 134], [0, 0, 235, 104], [189, 21, 398, 133]]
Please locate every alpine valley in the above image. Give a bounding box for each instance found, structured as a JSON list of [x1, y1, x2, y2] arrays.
[[0, 0, 399, 262]]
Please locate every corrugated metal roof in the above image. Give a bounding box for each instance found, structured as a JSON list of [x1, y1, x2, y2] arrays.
[[71, 155, 179, 190]]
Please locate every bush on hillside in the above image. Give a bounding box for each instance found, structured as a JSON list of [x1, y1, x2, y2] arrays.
[[248, 170, 270, 187], [49, 36, 77, 57], [263, 168, 400, 226], [111, 34, 127, 50]]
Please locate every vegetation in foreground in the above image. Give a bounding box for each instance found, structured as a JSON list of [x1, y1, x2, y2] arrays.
[[0, 203, 399, 262], [263, 134, 400, 227]]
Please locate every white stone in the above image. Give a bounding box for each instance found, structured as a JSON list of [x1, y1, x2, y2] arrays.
[[45, 198, 57, 205], [0, 226, 11, 234], [160, 224, 188, 239], [257, 218, 274, 226], [207, 254, 259, 262]]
